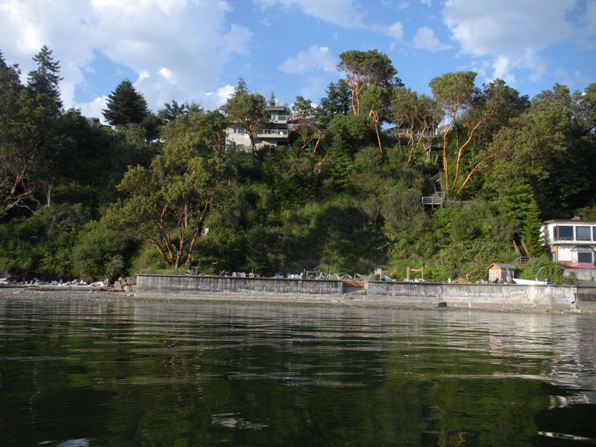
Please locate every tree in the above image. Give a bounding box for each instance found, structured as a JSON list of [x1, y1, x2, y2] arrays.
[[158, 100, 202, 122], [338, 49, 398, 114], [224, 80, 267, 157], [106, 110, 229, 269], [0, 51, 61, 216], [391, 87, 441, 163], [27, 45, 63, 113], [0, 50, 21, 91], [267, 92, 277, 106], [103, 80, 149, 128], [360, 84, 391, 156], [290, 96, 321, 154], [486, 84, 596, 217], [430, 71, 489, 197], [291, 95, 315, 119], [319, 81, 351, 125]]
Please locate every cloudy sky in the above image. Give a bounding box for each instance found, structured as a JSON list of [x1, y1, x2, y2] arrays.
[[1, 0, 594, 118]]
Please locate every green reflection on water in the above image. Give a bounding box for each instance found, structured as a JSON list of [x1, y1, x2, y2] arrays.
[[0, 296, 594, 446]]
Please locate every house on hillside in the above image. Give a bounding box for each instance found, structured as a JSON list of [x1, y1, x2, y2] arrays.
[[541, 219, 596, 282], [226, 105, 290, 151]]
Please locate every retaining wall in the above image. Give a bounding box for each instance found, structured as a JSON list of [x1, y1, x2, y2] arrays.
[[367, 281, 579, 311], [136, 275, 344, 298], [577, 286, 596, 312], [136, 275, 593, 313]]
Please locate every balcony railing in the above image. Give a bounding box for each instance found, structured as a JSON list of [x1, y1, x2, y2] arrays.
[[269, 115, 289, 123], [257, 129, 288, 138]]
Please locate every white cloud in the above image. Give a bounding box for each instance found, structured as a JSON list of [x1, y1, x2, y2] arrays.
[[204, 84, 235, 109], [441, 0, 578, 82], [387, 21, 404, 40], [420, 0, 431, 6], [77, 95, 108, 121], [0, 0, 252, 111], [254, 0, 364, 28], [397, 1, 409, 11], [491, 56, 515, 84], [159, 67, 177, 84], [412, 27, 450, 52], [278, 45, 336, 74]]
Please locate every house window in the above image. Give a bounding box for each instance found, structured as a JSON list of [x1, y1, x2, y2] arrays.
[[555, 225, 574, 241], [577, 252, 593, 264], [576, 226, 591, 241], [593, 227, 596, 241]]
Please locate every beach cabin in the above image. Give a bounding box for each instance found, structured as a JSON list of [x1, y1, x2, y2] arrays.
[[488, 263, 516, 283]]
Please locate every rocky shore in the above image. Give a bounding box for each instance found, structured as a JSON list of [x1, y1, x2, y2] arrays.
[[0, 276, 137, 293]]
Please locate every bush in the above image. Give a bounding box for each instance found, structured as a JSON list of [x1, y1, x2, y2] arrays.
[[72, 220, 137, 281]]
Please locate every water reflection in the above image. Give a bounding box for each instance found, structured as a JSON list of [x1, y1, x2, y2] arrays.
[[0, 294, 594, 446]]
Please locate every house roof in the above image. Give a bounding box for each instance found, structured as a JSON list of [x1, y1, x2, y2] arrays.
[[488, 263, 516, 269], [543, 219, 596, 225]]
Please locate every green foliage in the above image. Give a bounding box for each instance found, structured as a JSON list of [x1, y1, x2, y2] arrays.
[[338, 49, 398, 86], [325, 113, 375, 156], [103, 80, 149, 127], [429, 71, 477, 117], [0, 204, 90, 279], [106, 109, 229, 269], [224, 80, 267, 154], [27, 45, 63, 113], [0, 48, 593, 283], [319, 80, 351, 125], [72, 220, 137, 281], [518, 256, 573, 284]]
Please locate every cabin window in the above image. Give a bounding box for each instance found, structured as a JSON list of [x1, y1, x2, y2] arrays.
[[555, 225, 574, 241], [577, 252, 593, 264], [576, 226, 591, 241]]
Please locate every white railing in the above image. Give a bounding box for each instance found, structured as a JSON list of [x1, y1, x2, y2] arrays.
[[258, 129, 288, 137], [269, 115, 289, 123]]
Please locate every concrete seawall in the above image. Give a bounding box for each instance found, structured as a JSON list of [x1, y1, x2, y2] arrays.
[[135, 275, 596, 313], [367, 281, 583, 312], [136, 275, 344, 298]]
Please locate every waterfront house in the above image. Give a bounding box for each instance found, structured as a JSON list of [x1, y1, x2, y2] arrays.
[[225, 105, 290, 151], [541, 219, 596, 281]]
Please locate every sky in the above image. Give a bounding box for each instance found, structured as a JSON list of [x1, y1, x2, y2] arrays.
[[0, 0, 595, 120]]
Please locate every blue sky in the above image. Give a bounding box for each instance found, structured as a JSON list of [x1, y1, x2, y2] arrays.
[[1, 0, 594, 119]]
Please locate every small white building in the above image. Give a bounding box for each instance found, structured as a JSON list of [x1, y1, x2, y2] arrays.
[[541, 220, 596, 281], [226, 106, 290, 151]]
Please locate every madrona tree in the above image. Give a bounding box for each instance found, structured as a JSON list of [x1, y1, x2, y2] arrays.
[[106, 109, 229, 269], [337, 49, 397, 115], [224, 79, 267, 157], [0, 47, 64, 216], [338, 50, 399, 156]]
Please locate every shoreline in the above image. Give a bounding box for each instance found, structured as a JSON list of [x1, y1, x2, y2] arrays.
[[1, 286, 595, 316]]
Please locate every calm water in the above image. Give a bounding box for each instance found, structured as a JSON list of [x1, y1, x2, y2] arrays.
[[0, 294, 595, 446]]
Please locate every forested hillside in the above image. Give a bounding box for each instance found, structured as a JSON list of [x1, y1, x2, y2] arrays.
[[1, 47, 594, 283]]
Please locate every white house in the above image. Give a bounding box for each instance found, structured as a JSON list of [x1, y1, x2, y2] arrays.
[[226, 105, 290, 151], [541, 219, 596, 281]]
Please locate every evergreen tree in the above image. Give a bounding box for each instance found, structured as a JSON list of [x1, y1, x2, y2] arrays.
[[0, 50, 21, 90], [103, 80, 149, 128], [27, 45, 63, 112], [319, 81, 351, 126]]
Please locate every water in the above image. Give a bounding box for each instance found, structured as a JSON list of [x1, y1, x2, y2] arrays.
[[0, 294, 595, 446]]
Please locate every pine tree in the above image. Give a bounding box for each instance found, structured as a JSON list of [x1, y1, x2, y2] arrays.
[[103, 80, 149, 128], [27, 45, 63, 112]]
